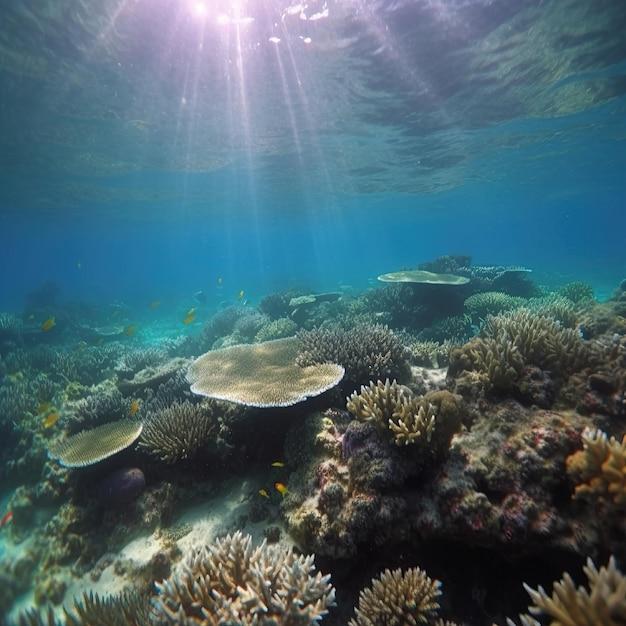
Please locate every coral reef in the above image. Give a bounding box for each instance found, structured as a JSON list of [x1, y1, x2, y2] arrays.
[[349, 567, 441, 626], [296, 323, 409, 386], [254, 317, 298, 342], [97, 467, 146, 507], [138, 400, 217, 463], [406, 339, 456, 368], [346, 379, 436, 447], [464, 291, 523, 320], [48, 419, 143, 467], [187, 337, 344, 407], [508, 556, 626, 626], [153, 531, 335, 625], [559, 281, 595, 304], [566, 427, 626, 508]]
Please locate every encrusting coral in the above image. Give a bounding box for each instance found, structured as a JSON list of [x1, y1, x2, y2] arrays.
[[48, 419, 143, 467], [152, 530, 335, 625], [346, 379, 436, 446], [566, 427, 626, 507], [187, 337, 344, 407], [296, 323, 409, 386], [507, 556, 626, 626], [348, 567, 442, 626], [138, 400, 217, 463]]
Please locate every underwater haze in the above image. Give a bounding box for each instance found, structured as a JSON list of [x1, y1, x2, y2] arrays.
[[1, 0, 626, 625]]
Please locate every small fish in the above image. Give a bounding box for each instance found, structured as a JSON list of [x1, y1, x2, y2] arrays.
[[76, 261, 82, 270], [149, 300, 161, 310], [129, 399, 141, 416], [42, 412, 60, 429], [217, 276, 223, 286], [183, 307, 196, 325], [258, 489, 269, 498], [124, 324, 137, 337], [27, 314, 35, 321], [271, 461, 285, 468], [193, 290, 207, 304], [238, 290, 245, 300], [41, 316, 56, 332], [274, 482, 288, 496], [38, 401, 52, 414], [0, 511, 13, 528]]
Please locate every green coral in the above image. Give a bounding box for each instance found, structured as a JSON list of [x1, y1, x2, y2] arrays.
[[464, 291, 524, 319], [254, 317, 298, 342]]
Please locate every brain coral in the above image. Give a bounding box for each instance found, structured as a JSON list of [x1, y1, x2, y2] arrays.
[[153, 530, 335, 625], [187, 338, 344, 407], [48, 419, 143, 468], [349, 567, 442, 626], [508, 556, 626, 626]]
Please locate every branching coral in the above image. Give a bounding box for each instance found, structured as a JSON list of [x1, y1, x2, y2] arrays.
[[508, 556, 626, 626], [138, 401, 216, 463], [348, 567, 442, 626], [566, 428, 626, 507], [406, 339, 456, 368], [297, 323, 409, 385], [255, 317, 298, 342], [559, 281, 595, 304], [153, 531, 335, 625], [347, 379, 436, 446]]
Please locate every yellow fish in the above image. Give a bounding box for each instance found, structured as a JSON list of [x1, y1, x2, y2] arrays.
[[274, 482, 288, 496], [271, 461, 285, 468], [129, 399, 141, 416], [238, 290, 245, 300], [42, 412, 60, 429], [149, 300, 161, 310], [38, 402, 52, 415], [258, 489, 269, 498], [183, 308, 196, 325], [217, 277, 223, 285], [124, 324, 137, 337], [41, 317, 56, 332]]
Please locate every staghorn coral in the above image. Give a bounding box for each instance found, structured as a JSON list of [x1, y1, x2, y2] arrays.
[[346, 379, 436, 447], [70, 384, 132, 431], [406, 339, 456, 368], [508, 556, 626, 626], [566, 428, 626, 507], [417, 314, 473, 344], [255, 317, 298, 342], [526, 294, 580, 328], [187, 338, 344, 407], [138, 401, 216, 463], [116, 347, 167, 378], [48, 419, 143, 467], [464, 291, 524, 319], [153, 531, 335, 625], [233, 309, 270, 341], [348, 567, 442, 626], [296, 323, 409, 386]]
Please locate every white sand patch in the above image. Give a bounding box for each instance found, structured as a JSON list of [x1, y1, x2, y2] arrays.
[[9, 474, 293, 621]]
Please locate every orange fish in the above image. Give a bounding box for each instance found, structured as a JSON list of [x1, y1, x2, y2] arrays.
[[274, 482, 288, 496], [258, 489, 269, 498], [149, 300, 161, 310], [0, 511, 13, 528], [41, 317, 56, 332], [183, 308, 196, 325], [124, 324, 137, 337], [129, 399, 141, 416], [42, 412, 60, 429]]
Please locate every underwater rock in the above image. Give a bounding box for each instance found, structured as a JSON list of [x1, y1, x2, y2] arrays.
[[97, 467, 146, 508]]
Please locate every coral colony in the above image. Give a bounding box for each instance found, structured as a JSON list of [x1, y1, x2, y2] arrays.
[[0, 257, 625, 625]]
